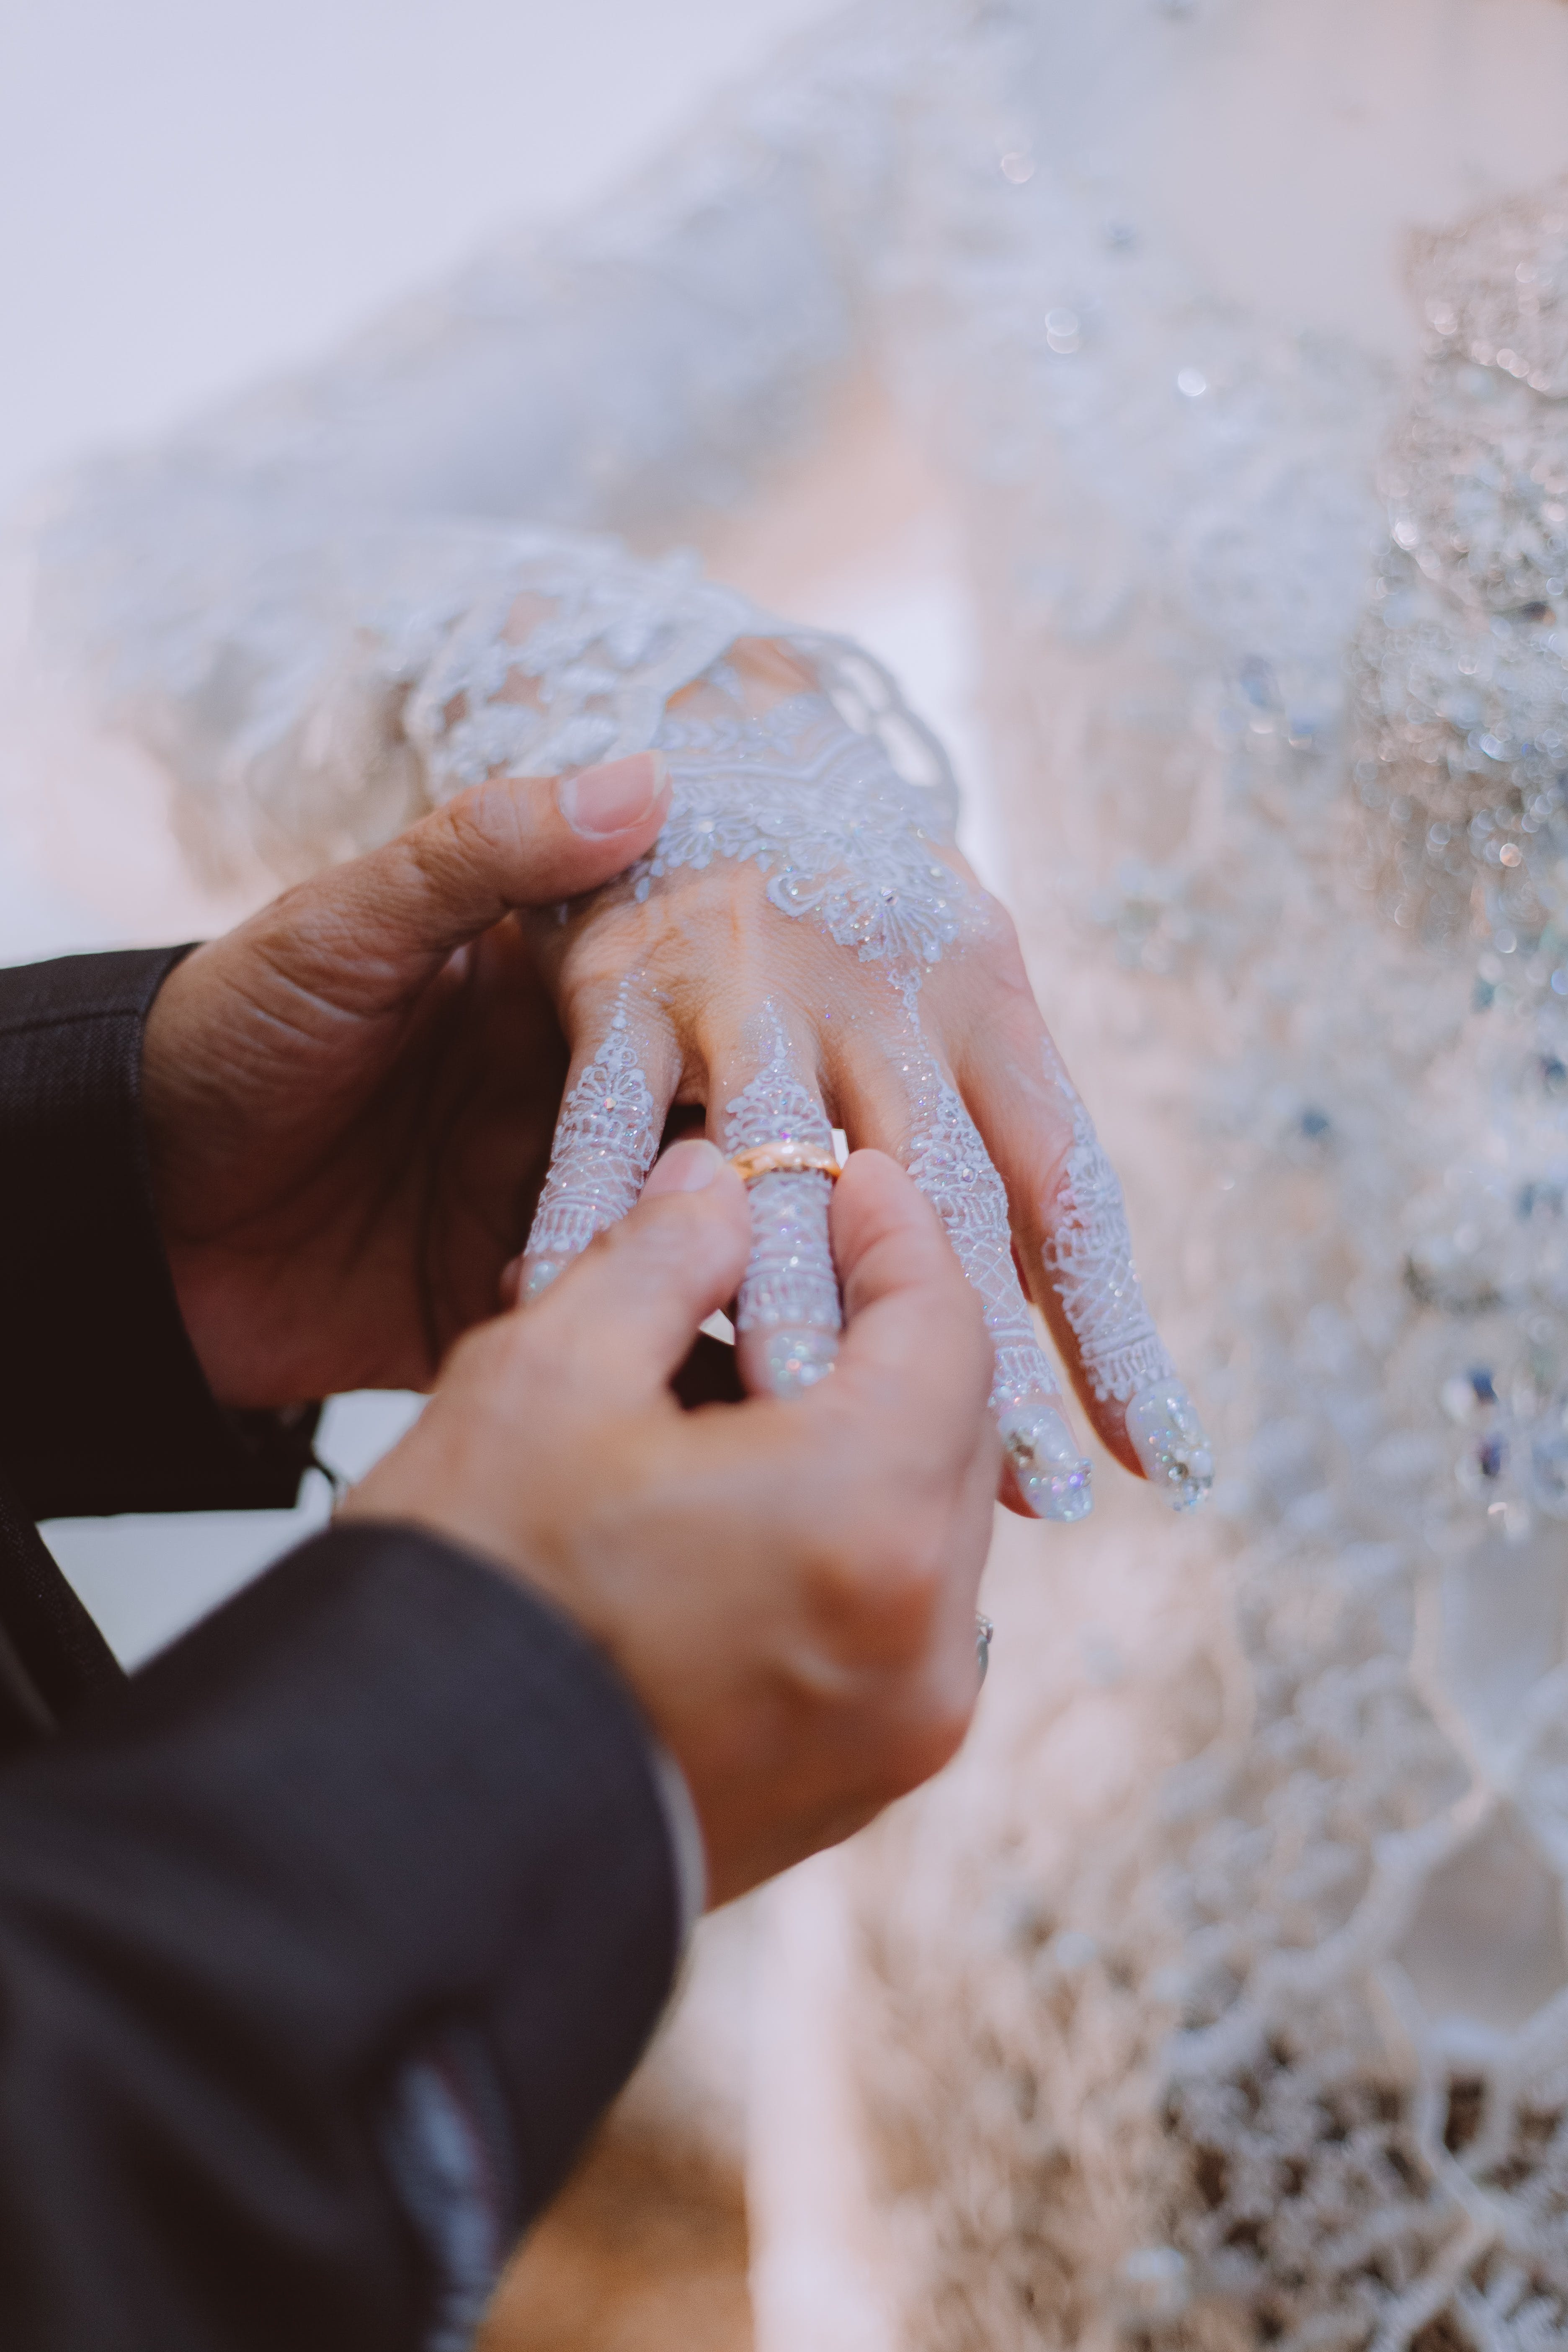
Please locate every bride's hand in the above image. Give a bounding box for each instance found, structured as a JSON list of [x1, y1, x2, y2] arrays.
[[506, 642, 1212, 1520]]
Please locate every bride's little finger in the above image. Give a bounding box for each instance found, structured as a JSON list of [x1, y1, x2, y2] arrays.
[[966, 1023, 1213, 1511], [834, 1033, 1092, 1522]]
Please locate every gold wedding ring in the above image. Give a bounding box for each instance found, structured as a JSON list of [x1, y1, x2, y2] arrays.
[[727, 1142, 841, 1186]]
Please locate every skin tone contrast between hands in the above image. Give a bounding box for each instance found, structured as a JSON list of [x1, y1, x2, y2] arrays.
[[141, 781, 997, 1901], [345, 1138, 999, 1905], [509, 642, 1211, 1515], [142, 667, 1208, 1521]]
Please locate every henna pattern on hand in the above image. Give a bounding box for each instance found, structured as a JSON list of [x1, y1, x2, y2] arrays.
[[724, 1008, 841, 1396], [522, 989, 660, 1297]]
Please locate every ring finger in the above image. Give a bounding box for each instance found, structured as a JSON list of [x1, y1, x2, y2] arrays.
[[706, 1001, 843, 1399]]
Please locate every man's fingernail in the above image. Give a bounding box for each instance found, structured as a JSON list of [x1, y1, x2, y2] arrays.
[[643, 1138, 727, 1198], [558, 750, 668, 838]]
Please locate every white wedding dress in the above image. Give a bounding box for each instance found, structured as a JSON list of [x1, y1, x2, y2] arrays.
[[27, 3, 1568, 2345]]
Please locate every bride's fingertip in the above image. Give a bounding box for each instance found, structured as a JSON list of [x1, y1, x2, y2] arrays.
[[1122, 1378, 1214, 1511], [995, 1393, 1094, 1522]]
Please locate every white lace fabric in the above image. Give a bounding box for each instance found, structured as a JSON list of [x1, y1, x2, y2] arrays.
[[845, 26, 1568, 2347]]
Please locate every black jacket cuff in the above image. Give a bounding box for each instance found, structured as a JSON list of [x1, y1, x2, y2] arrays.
[[0, 1521, 682, 2345], [0, 948, 319, 1517]]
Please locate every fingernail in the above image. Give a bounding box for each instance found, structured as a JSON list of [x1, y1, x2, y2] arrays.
[[1125, 1379, 1213, 1511], [643, 1138, 726, 1198], [763, 1328, 838, 1397], [558, 750, 667, 838], [521, 1254, 567, 1301], [998, 1399, 1094, 1522]]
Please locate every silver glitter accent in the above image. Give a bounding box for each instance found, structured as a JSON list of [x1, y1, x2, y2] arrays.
[[996, 1399, 1094, 1523], [763, 1329, 839, 1397], [903, 1049, 1092, 1521], [1124, 1379, 1213, 1513], [1349, 183, 1568, 964], [1045, 1070, 1176, 1407]]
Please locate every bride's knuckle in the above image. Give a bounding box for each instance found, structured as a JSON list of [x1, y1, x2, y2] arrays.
[[974, 891, 1025, 962]]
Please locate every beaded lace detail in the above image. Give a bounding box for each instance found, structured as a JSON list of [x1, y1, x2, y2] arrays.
[[399, 541, 763, 798]]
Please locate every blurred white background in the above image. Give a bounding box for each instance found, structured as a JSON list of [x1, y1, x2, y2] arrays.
[[0, 0, 836, 515], [0, 0, 980, 1663]]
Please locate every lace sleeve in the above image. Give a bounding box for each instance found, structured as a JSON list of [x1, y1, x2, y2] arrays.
[[28, 7, 915, 881]]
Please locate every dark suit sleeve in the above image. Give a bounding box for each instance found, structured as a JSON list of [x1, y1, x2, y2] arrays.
[[0, 946, 320, 1521], [0, 1518, 683, 2352]]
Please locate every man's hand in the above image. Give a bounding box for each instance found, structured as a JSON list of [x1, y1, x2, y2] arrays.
[[343, 1143, 1000, 1904], [140, 754, 671, 1409]]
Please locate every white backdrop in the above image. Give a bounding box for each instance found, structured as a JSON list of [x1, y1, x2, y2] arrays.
[[0, 0, 837, 516], [0, 0, 846, 1653], [0, 0, 988, 1666]]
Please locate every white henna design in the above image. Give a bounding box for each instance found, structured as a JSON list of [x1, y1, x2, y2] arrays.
[[1048, 1097, 1174, 1406], [522, 993, 660, 1296], [642, 695, 971, 977], [723, 1011, 841, 1395], [901, 1043, 1091, 1522], [1042, 1047, 1211, 1509]]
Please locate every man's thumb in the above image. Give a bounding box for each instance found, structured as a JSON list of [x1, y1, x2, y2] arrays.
[[293, 751, 671, 998], [400, 748, 669, 925]]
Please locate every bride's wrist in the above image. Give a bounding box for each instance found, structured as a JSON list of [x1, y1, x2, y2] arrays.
[[667, 634, 818, 725]]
